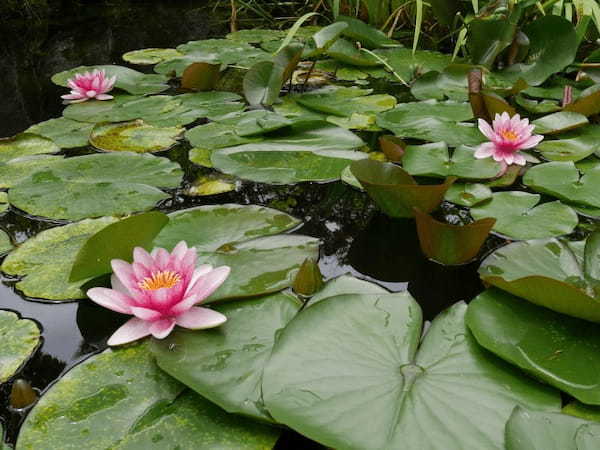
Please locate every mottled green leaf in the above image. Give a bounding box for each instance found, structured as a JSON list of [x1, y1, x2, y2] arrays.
[[0, 310, 40, 382], [444, 183, 492, 207], [89, 121, 182, 153], [122, 48, 182, 65], [26, 118, 93, 149]]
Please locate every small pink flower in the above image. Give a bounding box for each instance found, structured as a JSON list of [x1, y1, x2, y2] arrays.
[[87, 241, 230, 346], [61, 69, 117, 103], [475, 112, 543, 167]]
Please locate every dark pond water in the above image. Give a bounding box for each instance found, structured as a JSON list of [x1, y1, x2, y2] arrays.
[[0, 2, 485, 447]]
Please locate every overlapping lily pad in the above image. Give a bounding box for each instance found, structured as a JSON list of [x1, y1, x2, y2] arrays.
[[152, 204, 318, 301], [1, 217, 117, 301], [373, 48, 456, 82], [26, 118, 94, 148], [0, 133, 59, 164], [7, 152, 182, 221], [0, 310, 40, 382], [470, 192, 578, 239], [478, 237, 600, 323], [532, 112, 589, 135], [505, 407, 600, 450], [377, 100, 484, 147], [89, 121, 182, 153], [536, 126, 600, 162], [16, 342, 184, 450], [468, 289, 600, 405], [262, 298, 559, 450], [122, 48, 182, 65], [0, 155, 63, 189], [0, 230, 10, 254], [523, 162, 600, 208], [444, 183, 492, 207], [52, 65, 170, 95], [402, 143, 501, 179]]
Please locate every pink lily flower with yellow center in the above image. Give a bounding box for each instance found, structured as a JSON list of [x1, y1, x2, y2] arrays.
[[61, 69, 117, 104], [475, 112, 544, 169], [87, 241, 230, 346]]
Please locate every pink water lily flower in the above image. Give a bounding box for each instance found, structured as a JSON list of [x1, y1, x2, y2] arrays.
[[475, 112, 543, 167], [87, 241, 230, 346], [61, 69, 117, 103]]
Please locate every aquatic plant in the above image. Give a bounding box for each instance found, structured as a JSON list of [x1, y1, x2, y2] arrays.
[[87, 241, 229, 345], [61, 69, 116, 103]]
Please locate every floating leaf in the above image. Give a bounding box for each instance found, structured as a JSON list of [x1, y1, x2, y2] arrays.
[[377, 100, 484, 147], [402, 143, 501, 179], [478, 237, 600, 323], [515, 95, 562, 114], [535, 125, 600, 162], [52, 65, 170, 95], [410, 65, 474, 102], [0, 229, 11, 254], [89, 120, 182, 153], [0, 155, 63, 189], [532, 111, 589, 135], [70, 212, 169, 282], [373, 48, 456, 82], [181, 62, 221, 91], [115, 391, 280, 450], [307, 275, 386, 307], [7, 152, 182, 221], [152, 291, 301, 422], [468, 289, 600, 405], [505, 406, 600, 450], [524, 162, 600, 208], [325, 38, 381, 66], [291, 86, 396, 117], [336, 16, 398, 49], [26, 118, 93, 149], [262, 298, 559, 450], [0, 133, 59, 164], [444, 183, 492, 207], [351, 159, 455, 218], [1, 217, 117, 301], [184, 173, 236, 196], [471, 192, 578, 240], [122, 48, 182, 65], [0, 310, 40, 382], [16, 342, 184, 450], [415, 208, 495, 265], [226, 28, 286, 44]]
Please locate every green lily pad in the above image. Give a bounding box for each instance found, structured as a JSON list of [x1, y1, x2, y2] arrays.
[[377, 100, 484, 147], [337, 16, 398, 49], [184, 174, 237, 196], [16, 341, 184, 450], [501, 16, 577, 86], [89, 121, 182, 153], [226, 28, 286, 44], [152, 291, 301, 422], [122, 48, 182, 65], [410, 65, 471, 102], [1, 217, 117, 301], [444, 183, 492, 207], [153, 204, 300, 252], [308, 275, 386, 307], [0, 310, 40, 382], [52, 65, 170, 95], [0, 133, 59, 163], [115, 390, 280, 449], [564, 85, 600, 117], [402, 143, 502, 179], [262, 298, 559, 450], [26, 118, 94, 149], [0, 229, 11, 253], [536, 125, 600, 162], [478, 237, 600, 323], [515, 95, 562, 114], [373, 47, 456, 82], [0, 193, 7, 214], [324, 38, 381, 66], [523, 161, 600, 208], [291, 86, 396, 117], [64, 92, 244, 128], [470, 192, 578, 240], [468, 288, 600, 405], [532, 112, 589, 135], [0, 155, 64, 189], [505, 407, 600, 450], [7, 152, 182, 221], [351, 159, 455, 218], [563, 402, 600, 422]]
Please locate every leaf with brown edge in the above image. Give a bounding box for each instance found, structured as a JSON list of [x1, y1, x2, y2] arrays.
[[181, 62, 221, 91], [414, 208, 495, 265], [378, 135, 405, 161]]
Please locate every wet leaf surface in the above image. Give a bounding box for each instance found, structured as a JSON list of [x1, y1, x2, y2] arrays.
[[0, 311, 40, 382]]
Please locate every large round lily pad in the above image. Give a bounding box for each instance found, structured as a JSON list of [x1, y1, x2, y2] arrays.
[[470, 191, 578, 240], [7, 152, 182, 221], [152, 291, 301, 422], [468, 289, 600, 405], [52, 65, 170, 95], [16, 342, 184, 450], [114, 390, 280, 449], [0, 310, 40, 382], [0, 155, 63, 189], [26, 118, 93, 149], [262, 298, 559, 450], [478, 238, 600, 323], [505, 407, 600, 450], [402, 143, 501, 179], [89, 121, 182, 153], [1, 217, 117, 301], [523, 162, 600, 208]]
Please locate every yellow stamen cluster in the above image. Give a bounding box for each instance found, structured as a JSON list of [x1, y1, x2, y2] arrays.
[[138, 271, 182, 290], [500, 130, 518, 141]]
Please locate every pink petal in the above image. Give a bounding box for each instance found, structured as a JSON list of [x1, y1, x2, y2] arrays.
[[87, 287, 133, 314], [95, 94, 113, 101], [478, 119, 496, 140], [133, 247, 155, 269], [149, 319, 176, 339], [513, 153, 527, 166], [176, 307, 227, 329], [171, 241, 189, 262], [474, 142, 496, 159], [182, 266, 230, 301], [186, 264, 214, 291], [504, 153, 515, 165], [111, 274, 130, 295], [107, 318, 151, 346], [61, 93, 86, 100], [519, 134, 544, 149], [131, 306, 162, 321], [153, 248, 171, 269]]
